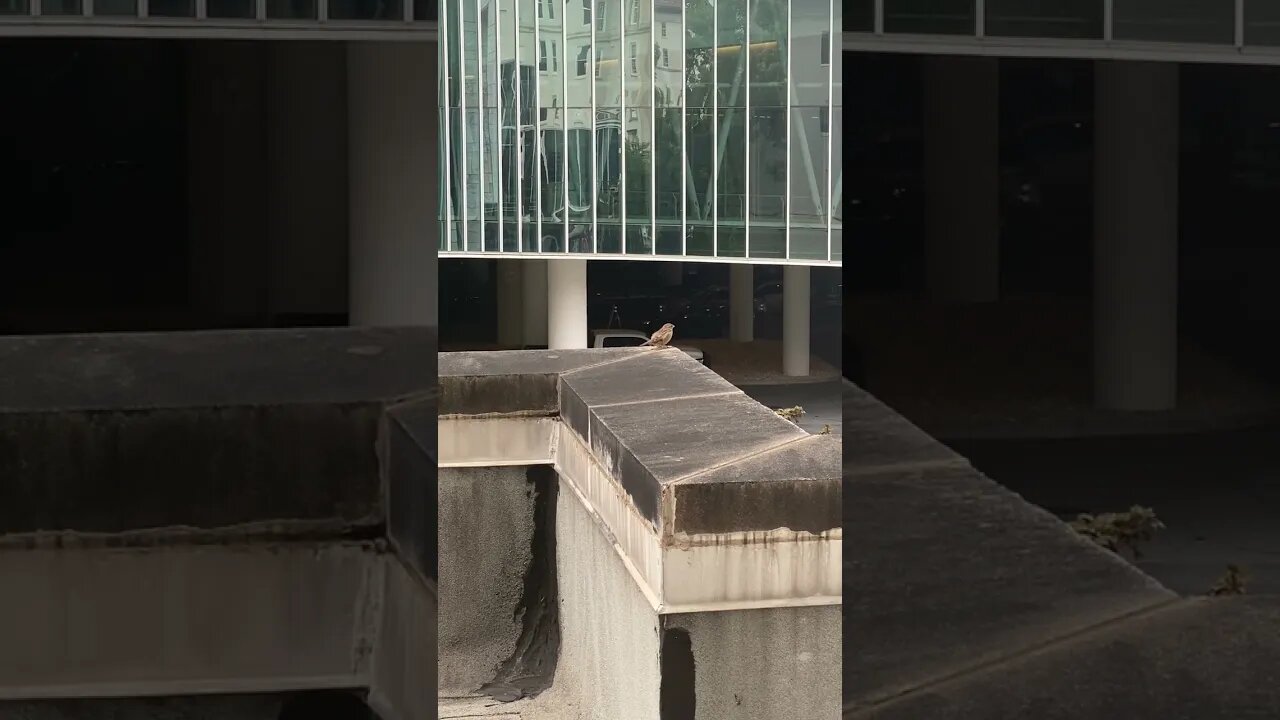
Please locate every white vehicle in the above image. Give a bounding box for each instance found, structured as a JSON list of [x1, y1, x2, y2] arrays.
[[590, 329, 705, 364]]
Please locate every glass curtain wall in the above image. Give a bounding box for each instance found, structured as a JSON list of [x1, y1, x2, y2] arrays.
[[442, 0, 841, 262]]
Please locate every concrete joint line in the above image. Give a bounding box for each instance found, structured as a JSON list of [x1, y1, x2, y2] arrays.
[[587, 389, 743, 411], [843, 596, 1189, 717], [673, 433, 812, 484]]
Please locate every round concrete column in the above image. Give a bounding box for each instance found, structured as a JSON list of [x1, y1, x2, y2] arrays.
[[548, 258, 588, 349], [730, 263, 754, 342], [347, 42, 436, 327], [496, 260, 524, 348], [922, 55, 1000, 304], [783, 265, 810, 377], [1094, 60, 1179, 411], [523, 259, 549, 347]]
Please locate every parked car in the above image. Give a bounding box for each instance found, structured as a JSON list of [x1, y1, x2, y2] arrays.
[[589, 328, 705, 364]]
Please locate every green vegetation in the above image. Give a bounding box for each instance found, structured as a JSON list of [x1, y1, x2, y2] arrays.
[[1070, 505, 1165, 560]]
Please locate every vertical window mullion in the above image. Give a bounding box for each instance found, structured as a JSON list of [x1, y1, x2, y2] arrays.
[[477, 0, 485, 252], [680, 0, 686, 257]]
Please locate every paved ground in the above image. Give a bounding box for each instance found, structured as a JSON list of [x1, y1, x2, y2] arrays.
[[743, 381, 843, 435], [948, 425, 1280, 597]]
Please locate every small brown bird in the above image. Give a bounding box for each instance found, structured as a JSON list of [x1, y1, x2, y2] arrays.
[[642, 323, 675, 349]]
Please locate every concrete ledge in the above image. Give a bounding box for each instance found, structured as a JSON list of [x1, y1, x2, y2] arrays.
[[439, 349, 639, 416], [440, 349, 842, 614], [0, 328, 434, 535], [0, 544, 377, 699], [857, 596, 1280, 720]]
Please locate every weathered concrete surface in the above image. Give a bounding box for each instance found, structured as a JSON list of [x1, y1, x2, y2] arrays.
[[439, 349, 639, 416], [0, 544, 376, 698], [437, 466, 539, 696], [671, 434, 841, 536], [844, 383, 1176, 710], [384, 395, 435, 584], [857, 596, 1280, 720], [0, 328, 434, 535], [588, 392, 805, 528], [667, 605, 842, 720], [369, 557, 436, 720], [516, 476, 662, 720], [0, 693, 289, 719]]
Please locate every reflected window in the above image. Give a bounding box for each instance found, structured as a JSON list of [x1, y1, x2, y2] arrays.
[[1113, 0, 1233, 44], [821, 31, 830, 65], [596, 0, 605, 29], [986, 0, 1102, 39], [884, 0, 974, 35], [582, 0, 589, 23], [577, 44, 591, 76]]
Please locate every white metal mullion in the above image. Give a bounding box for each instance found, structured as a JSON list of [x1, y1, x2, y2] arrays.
[[255, 0, 265, 22], [515, 0, 524, 252], [680, 0, 686, 256], [460, 0, 470, 253], [1103, 0, 1113, 42], [496, 0, 504, 252], [975, 0, 984, 38], [83, 0, 92, 16], [711, 0, 718, 257], [591, 0, 598, 254], [649, 1, 656, 255], [30, 0, 41, 16], [404, 0, 412, 22], [825, 0, 833, 262], [477, 0, 486, 252], [443, 0, 454, 251], [195, 0, 206, 19], [1236, 0, 1245, 48], [784, 0, 790, 259], [563, 1, 570, 252], [318, 0, 328, 22], [874, 0, 883, 34], [138, 0, 148, 18], [744, 0, 751, 258], [535, 0, 543, 253], [619, 9, 625, 250]]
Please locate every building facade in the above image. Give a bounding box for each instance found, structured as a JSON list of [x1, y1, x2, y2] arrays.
[[439, 0, 843, 264]]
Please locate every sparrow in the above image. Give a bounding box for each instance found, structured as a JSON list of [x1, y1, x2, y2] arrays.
[[642, 323, 675, 349]]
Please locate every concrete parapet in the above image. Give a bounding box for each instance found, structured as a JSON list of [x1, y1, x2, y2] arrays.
[[0, 328, 436, 719], [439, 348, 841, 719]]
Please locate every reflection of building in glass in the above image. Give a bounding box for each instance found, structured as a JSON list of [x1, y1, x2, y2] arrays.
[[441, 0, 843, 264]]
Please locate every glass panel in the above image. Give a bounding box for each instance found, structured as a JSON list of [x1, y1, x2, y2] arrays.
[[789, 0, 829, 261], [624, 0, 653, 253], [482, 0, 501, 251], [415, 0, 436, 21], [329, 0, 404, 19], [95, 0, 137, 15], [830, 0, 841, 262], [595, 0, 623, 253], [0, 0, 29, 14], [654, 0, 682, 255], [686, 0, 716, 254], [1112, 0, 1233, 44], [207, 0, 254, 17], [747, 0, 787, 259], [464, 0, 482, 251], [447, 0, 464, 250], [986, 0, 1102, 39], [716, 0, 746, 257], [149, 0, 194, 15], [567, 120, 593, 251], [1244, 0, 1280, 45], [884, 0, 974, 35], [848, 0, 873, 31], [267, 0, 317, 18], [518, 0, 538, 250], [41, 0, 81, 14], [538, 0, 564, 250]]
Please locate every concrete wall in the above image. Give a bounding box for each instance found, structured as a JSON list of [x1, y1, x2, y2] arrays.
[[437, 466, 538, 696], [0, 694, 286, 719]]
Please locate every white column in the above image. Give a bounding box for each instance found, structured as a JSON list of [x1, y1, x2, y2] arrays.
[[729, 263, 754, 342], [548, 259, 588, 349], [347, 42, 436, 327], [496, 260, 524, 348], [523, 259, 549, 347], [783, 265, 810, 377], [1094, 60, 1179, 411], [922, 55, 1000, 304]]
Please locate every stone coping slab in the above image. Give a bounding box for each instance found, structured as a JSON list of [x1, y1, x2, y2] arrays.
[[439, 349, 838, 540], [856, 596, 1280, 720], [844, 383, 1176, 710], [0, 328, 434, 536]]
